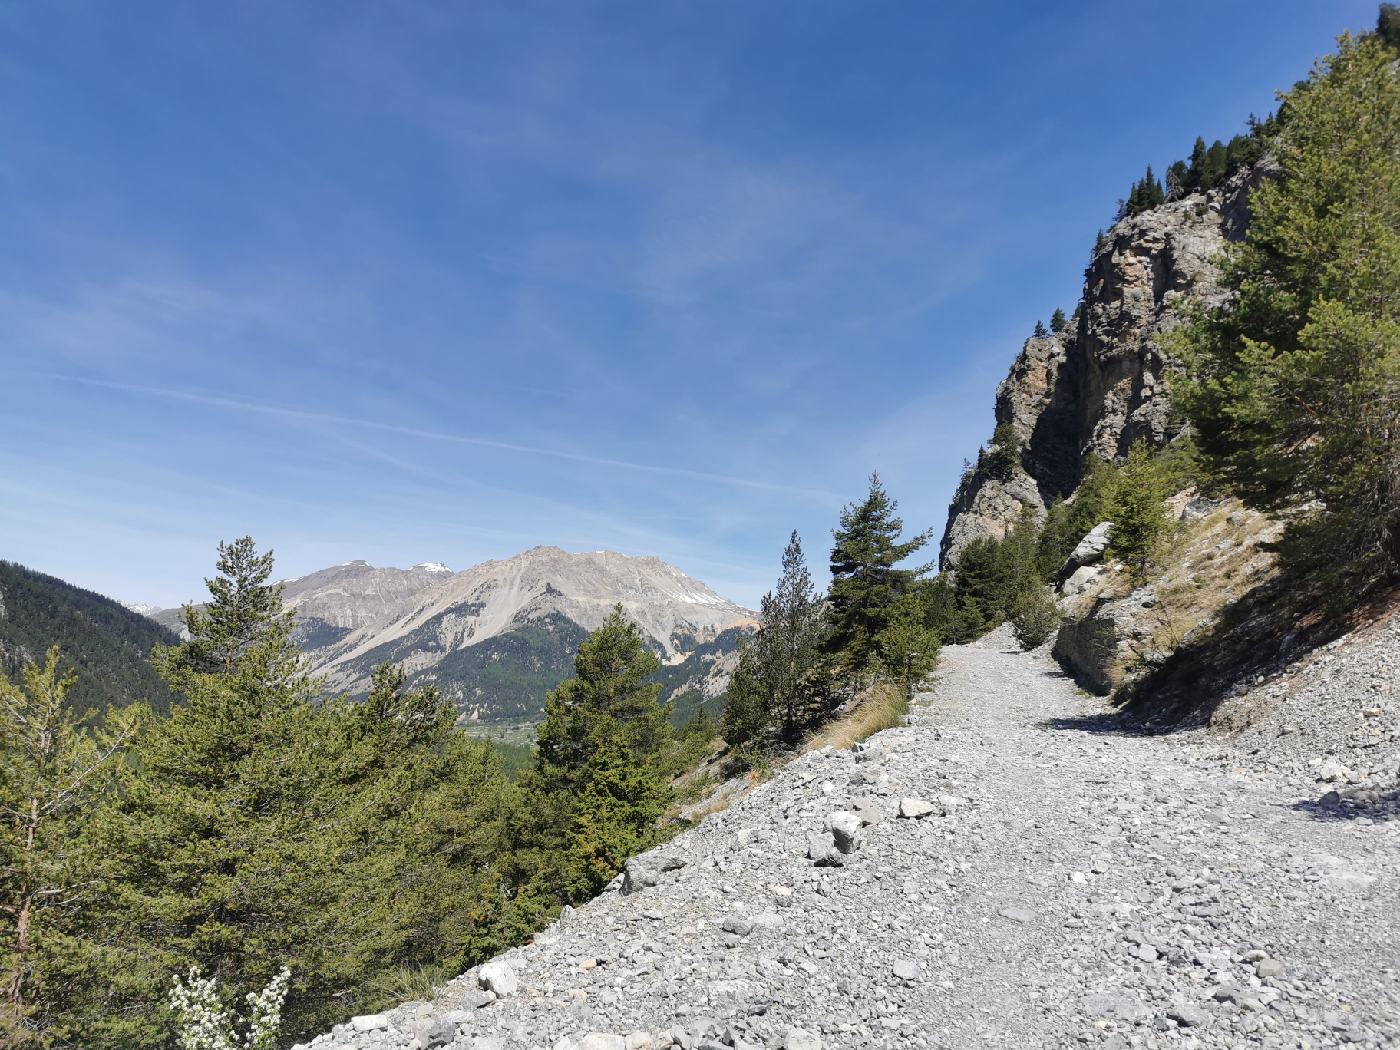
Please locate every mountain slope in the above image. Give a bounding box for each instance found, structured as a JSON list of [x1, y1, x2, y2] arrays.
[[309, 547, 755, 721], [0, 560, 178, 716], [151, 547, 755, 722]]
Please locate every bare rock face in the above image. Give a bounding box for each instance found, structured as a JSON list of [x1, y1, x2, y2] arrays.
[[940, 170, 1262, 571]]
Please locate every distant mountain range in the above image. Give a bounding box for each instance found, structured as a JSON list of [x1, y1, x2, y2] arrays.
[[151, 547, 755, 723], [0, 560, 179, 717]]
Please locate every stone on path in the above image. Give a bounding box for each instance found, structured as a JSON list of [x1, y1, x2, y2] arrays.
[[478, 960, 518, 998], [826, 811, 863, 853], [782, 1027, 822, 1050], [897, 797, 938, 819]]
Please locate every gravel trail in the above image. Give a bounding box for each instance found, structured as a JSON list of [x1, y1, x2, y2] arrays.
[[304, 632, 1400, 1050]]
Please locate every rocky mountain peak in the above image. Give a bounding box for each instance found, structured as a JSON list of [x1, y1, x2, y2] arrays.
[[939, 165, 1268, 570]]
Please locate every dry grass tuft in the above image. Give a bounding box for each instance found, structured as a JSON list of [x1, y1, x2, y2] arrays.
[[803, 681, 910, 754]]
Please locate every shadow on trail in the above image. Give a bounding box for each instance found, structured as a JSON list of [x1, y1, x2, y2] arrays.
[[1037, 711, 1159, 737], [1292, 790, 1400, 824]]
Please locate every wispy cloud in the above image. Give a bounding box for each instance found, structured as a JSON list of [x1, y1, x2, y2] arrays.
[[29, 371, 838, 501]]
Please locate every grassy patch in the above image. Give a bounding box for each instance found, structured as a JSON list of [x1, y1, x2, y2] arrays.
[[804, 681, 910, 753]]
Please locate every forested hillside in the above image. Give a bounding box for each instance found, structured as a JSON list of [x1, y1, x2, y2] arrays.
[[0, 560, 178, 717]]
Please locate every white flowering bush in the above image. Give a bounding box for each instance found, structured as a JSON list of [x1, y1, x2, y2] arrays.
[[169, 966, 291, 1050]]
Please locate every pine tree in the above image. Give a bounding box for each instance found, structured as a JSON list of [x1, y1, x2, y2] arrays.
[[1166, 159, 1190, 199], [1033, 319, 1049, 339], [1104, 443, 1173, 582], [0, 649, 135, 1049], [826, 474, 933, 672], [1382, 4, 1400, 49], [1049, 308, 1068, 334], [536, 606, 669, 792], [1187, 136, 1209, 191], [171, 537, 295, 683], [1178, 30, 1400, 581], [875, 592, 940, 696], [533, 607, 672, 901], [84, 541, 420, 1044], [721, 533, 828, 747], [985, 421, 1021, 480]]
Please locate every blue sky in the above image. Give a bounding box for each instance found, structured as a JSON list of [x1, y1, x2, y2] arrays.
[[0, 1, 1378, 609]]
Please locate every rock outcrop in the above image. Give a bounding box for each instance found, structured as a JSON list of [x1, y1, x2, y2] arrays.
[[940, 166, 1268, 570]]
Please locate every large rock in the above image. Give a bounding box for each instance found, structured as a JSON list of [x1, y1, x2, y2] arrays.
[[1060, 522, 1113, 577], [1053, 586, 1159, 695], [621, 853, 686, 895], [826, 812, 864, 854], [477, 961, 518, 998]]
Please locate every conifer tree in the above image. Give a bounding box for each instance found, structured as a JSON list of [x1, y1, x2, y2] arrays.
[[0, 648, 134, 1049], [1178, 30, 1400, 580], [826, 474, 932, 671], [986, 421, 1021, 480], [721, 532, 828, 747], [1033, 319, 1049, 339], [172, 537, 295, 683], [1104, 442, 1172, 582], [534, 607, 672, 901], [1049, 308, 1068, 334], [875, 592, 940, 696]]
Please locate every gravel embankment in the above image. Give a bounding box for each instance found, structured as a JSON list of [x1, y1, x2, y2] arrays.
[[298, 627, 1400, 1050]]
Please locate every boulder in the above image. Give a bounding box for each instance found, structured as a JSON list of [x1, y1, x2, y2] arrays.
[[621, 853, 687, 895], [1061, 522, 1113, 577], [806, 832, 843, 867], [826, 811, 863, 854], [477, 961, 518, 998], [897, 797, 939, 819]]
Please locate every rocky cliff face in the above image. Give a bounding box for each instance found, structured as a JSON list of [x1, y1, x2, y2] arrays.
[[939, 167, 1266, 570]]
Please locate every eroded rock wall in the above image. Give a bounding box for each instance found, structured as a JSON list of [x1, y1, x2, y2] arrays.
[[939, 166, 1266, 570]]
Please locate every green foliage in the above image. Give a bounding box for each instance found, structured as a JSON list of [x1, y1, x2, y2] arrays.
[[1049, 308, 1068, 334], [1010, 586, 1061, 651], [1033, 319, 1049, 338], [0, 648, 136, 1048], [1104, 443, 1174, 582], [1382, 4, 1400, 49], [0, 560, 178, 719], [13, 540, 535, 1048], [984, 421, 1021, 481], [1177, 30, 1400, 582], [721, 533, 829, 748], [826, 474, 933, 672], [171, 537, 295, 681], [1124, 164, 1165, 217], [1035, 457, 1118, 579], [532, 606, 673, 903], [875, 591, 940, 696]]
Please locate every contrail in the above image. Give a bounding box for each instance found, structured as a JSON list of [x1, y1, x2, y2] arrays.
[[33, 372, 837, 500]]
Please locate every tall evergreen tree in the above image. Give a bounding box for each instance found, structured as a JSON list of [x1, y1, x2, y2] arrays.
[[0, 649, 134, 1049], [721, 532, 829, 747], [533, 607, 672, 901], [1178, 30, 1400, 581], [1049, 308, 1068, 333], [826, 474, 932, 671], [172, 537, 295, 682]]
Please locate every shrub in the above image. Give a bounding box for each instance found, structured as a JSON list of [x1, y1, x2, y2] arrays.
[[1011, 587, 1061, 651]]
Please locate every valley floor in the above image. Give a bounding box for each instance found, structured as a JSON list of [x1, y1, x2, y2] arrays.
[[301, 633, 1400, 1050]]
